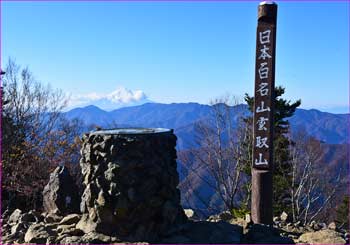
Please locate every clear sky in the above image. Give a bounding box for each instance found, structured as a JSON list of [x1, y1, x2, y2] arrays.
[[1, 1, 349, 113]]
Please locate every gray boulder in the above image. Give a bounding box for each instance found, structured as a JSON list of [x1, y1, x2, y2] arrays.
[[43, 166, 80, 215], [24, 223, 55, 243]]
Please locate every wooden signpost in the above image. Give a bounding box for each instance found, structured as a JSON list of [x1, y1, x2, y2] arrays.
[[251, 1, 277, 224]]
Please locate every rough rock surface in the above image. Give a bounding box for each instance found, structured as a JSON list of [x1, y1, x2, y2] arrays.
[[297, 229, 346, 244], [24, 223, 55, 244], [2, 208, 349, 244], [78, 129, 187, 242], [42, 166, 80, 215]]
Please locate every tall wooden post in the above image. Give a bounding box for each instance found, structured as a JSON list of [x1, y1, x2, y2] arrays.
[[251, 1, 277, 225]]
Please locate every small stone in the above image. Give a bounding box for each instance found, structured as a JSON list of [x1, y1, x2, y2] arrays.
[[245, 214, 251, 223], [184, 209, 194, 219], [280, 211, 288, 222], [328, 222, 337, 230], [8, 209, 22, 225]]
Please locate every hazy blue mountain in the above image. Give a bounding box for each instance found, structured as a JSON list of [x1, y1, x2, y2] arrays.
[[289, 109, 349, 144], [63, 102, 349, 218], [64, 102, 349, 146], [65, 105, 111, 127], [108, 102, 213, 129]]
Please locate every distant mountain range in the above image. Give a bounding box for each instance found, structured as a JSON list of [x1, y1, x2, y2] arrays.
[[63, 102, 349, 217], [64, 102, 349, 147]]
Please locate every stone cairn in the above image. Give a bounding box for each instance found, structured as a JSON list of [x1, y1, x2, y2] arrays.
[[76, 128, 187, 242]]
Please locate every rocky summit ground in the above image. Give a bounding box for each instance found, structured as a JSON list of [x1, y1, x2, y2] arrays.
[[1, 209, 349, 244], [206, 211, 349, 244]]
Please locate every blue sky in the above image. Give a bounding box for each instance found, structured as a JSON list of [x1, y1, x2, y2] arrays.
[[1, 1, 349, 113]]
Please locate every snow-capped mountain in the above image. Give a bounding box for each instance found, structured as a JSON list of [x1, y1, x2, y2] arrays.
[[67, 87, 152, 111]]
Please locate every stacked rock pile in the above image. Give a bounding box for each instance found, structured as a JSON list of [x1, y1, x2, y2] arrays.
[[1, 208, 243, 244], [76, 128, 188, 242], [1, 210, 125, 244]]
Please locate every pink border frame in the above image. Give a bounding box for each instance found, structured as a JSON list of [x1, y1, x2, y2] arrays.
[[0, 1, 349, 245]]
